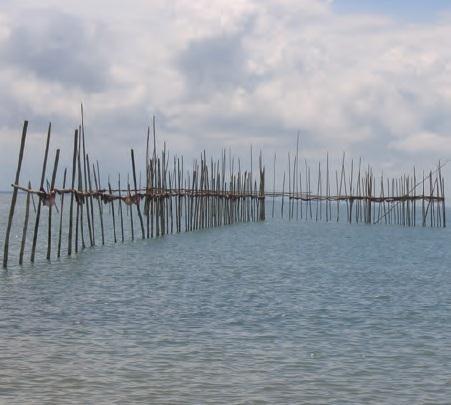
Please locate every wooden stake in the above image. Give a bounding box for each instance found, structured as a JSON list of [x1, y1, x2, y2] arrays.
[[3, 121, 28, 268], [68, 129, 78, 256], [31, 123, 51, 263], [19, 181, 32, 265], [57, 169, 67, 258], [47, 149, 60, 260], [131, 149, 145, 239]]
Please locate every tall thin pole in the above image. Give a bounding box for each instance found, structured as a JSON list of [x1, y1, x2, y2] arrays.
[[68, 129, 78, 256], [19, 181, 32, 265], [30, 123, 52, 263], [3, 121, 28, 268], [131, 149, 145, 239], [57, 169, 67, 258], [46, 149, 60, 260]]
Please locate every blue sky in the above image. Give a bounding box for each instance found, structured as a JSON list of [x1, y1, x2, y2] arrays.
[[333, 0, 451, 22]]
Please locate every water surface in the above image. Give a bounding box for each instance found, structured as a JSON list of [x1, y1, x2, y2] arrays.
[[1, 194, 451, 403]]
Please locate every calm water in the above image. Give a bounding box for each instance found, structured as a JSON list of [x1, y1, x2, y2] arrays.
[[1, 193, 451, 404]]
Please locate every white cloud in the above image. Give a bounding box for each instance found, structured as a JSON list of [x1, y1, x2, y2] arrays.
[[1, 0, 451, 189], [390, 132, 451, 154]]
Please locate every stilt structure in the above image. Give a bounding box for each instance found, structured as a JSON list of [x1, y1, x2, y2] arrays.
[[1, 114, 446, 268]]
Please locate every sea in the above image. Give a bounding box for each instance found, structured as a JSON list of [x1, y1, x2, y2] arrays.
[[1, 193, 451, 404]]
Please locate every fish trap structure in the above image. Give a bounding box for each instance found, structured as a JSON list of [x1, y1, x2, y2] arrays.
[[1, 116, 446, 269], [2, 117, 265, 268], [269, 143, 446, 228]]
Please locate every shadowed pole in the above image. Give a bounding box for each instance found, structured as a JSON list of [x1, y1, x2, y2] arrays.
[[86, 154, 96, 245], [68, 129, 78, 256], [57, 169, 67, 258], [118, 174, 125, 243], [3, 121, 28, 268], [19, 181, 32, 265], [146, 126, 150, 238], [81, 104, 94, 246], [47, 149, 60, 260], [93, 161, 105, 245], [31, 123, 51, 263], [108, 177, 117, 243], [131, 149, 145, 239], [77, 126, 85, 250]]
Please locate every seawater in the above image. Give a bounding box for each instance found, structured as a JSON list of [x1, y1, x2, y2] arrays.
[[1, 194, 451, 404]]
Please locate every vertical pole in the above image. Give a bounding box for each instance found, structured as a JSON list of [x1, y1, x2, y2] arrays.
[[77, 128, 85, 250], [81, 104, 94, 246], [118, 174, 125, 242], [281, 171, 285, 218], [93, 162, 105, 245], [146, 127, 150, 239], [30, 123, 51, 263], [57, 169, 67, 258], [109, 178, 117, 243], [68, 129, 78, 256], [47, 149, 60, 260], [3, 121, 28, 268], [272, 153, 276, 218], [128, 178, 135, 241], [19, 181, 32, 265], [131, 149, 145, 239], [86, 154, 96, 245]]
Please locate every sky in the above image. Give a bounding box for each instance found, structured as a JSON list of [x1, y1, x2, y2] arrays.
[[333, 0, 451, 22], [1, 0, 451, 191]]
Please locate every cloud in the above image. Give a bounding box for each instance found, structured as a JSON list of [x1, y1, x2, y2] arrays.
[[1, 0, 451, 190], [177, 29, 257, 97], [1, 9, 113, 92], [390, 132, 451, 154]]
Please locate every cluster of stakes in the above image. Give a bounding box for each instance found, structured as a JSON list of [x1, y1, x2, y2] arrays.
[[2, 113, 266, 268], [2, 110, 446, 269], [269, 138, 446, 228]]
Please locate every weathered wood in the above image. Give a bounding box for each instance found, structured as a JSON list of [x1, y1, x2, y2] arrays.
[[47, 149, 60, 260], [19, 181, 32, 265], [30, 123, 51, 263], [57, 169, 67, 258], [118, 174, 125, 243], [68, 129, 78, 256], [77, 127, 85, 250], [81, 106, 94, 247], [3, 121, 28, 268], [5, 117, 447, 267], [86, 154, 96, 245], [93, 161, 105, 245], [108, 178, 117, 243], [131, 149, 145, 239]]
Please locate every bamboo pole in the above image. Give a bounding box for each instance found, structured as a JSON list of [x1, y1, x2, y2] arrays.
[[281, 171, 285, 218], [77, 129, 85, 250], [31, 123, 51, 263], [93, 162, 105, 245], [128, 178, 135, 241], [146, 126, 150, 239], [81, 105, 94, 246], [118, 174, 125, 242], [108, 178, 117, 243], [57, 169, 67, 258], [47, 149, 60, 260], [3, 121, 28, 268], [131, 149, 145, 239], [19, 181, 32, 265]]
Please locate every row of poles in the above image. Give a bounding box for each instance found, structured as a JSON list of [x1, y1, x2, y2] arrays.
[[2, 116, 266, 268], [2, 118, 446, 269], [269, 136, 446, 227]]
